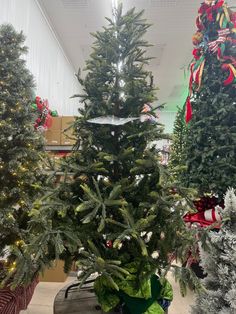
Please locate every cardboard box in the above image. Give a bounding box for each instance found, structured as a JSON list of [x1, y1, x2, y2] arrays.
[[61, 116, 76, 146], [39, 260, 68, 282], [44, 130, 61, 145], [50, 117, 62, 130], [61, 116, 75, 130], [61, 133, 76, 146]]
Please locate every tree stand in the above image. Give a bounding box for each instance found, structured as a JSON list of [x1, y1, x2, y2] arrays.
[[62, 275, 171, 314]]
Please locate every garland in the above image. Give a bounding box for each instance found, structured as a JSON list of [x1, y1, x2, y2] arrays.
[[186, 0, 236, 122]]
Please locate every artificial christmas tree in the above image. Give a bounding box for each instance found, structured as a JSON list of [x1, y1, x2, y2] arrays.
[[0, 24, 45, 287], [169, 105, 187, 182], [178, 0, 236, 282], [184, 0, 236, 198], [192, 188, 236, 314], [30, 5, 199, 313]]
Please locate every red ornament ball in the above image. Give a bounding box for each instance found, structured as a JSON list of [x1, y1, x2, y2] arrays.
[[106, 240, 113, 248], [192, 48, 201, 60]]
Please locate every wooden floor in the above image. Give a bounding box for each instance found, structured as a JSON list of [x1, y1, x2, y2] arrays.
[[54, 280, 120, 314]]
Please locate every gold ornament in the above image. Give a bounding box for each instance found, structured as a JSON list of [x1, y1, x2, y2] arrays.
[[15, 240, 25, 246], [192, 31, 203, 46], [79, 174, 88, 182]]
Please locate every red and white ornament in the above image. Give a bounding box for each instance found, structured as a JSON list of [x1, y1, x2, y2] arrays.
[[204, 206, 222, 222]]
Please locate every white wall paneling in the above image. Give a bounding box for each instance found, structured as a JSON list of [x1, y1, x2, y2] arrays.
[[159, 111, 176, 133], [0, 0, 81, 115]]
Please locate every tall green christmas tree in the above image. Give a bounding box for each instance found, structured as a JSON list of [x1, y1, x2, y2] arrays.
[[169, 105, 187, 181], [184, 0, 236, 198], [28, 6, 199, 313], [0, 24, 45, 285]]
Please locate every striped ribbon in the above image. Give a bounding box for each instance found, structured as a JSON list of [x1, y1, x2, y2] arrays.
[[0, 277, 38, 314]]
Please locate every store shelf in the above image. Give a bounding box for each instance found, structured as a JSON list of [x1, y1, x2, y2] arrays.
[[45, 145, 73, 151]]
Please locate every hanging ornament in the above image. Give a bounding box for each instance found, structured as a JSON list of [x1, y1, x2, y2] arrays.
[[192, 48, 201, 60], [15, 240, 25, 247], [50, 110, 58, 117], [141, 103, 152, 113], [79, 174, 89, 182], [140, 103, 159, 124], [185, 97, 192, 123], [160, 232, 165, 240], [151, 251, 159, 259], [106, 240, 113, 248], [35, 96, 43, 111], [192, 31, 203, 46]]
